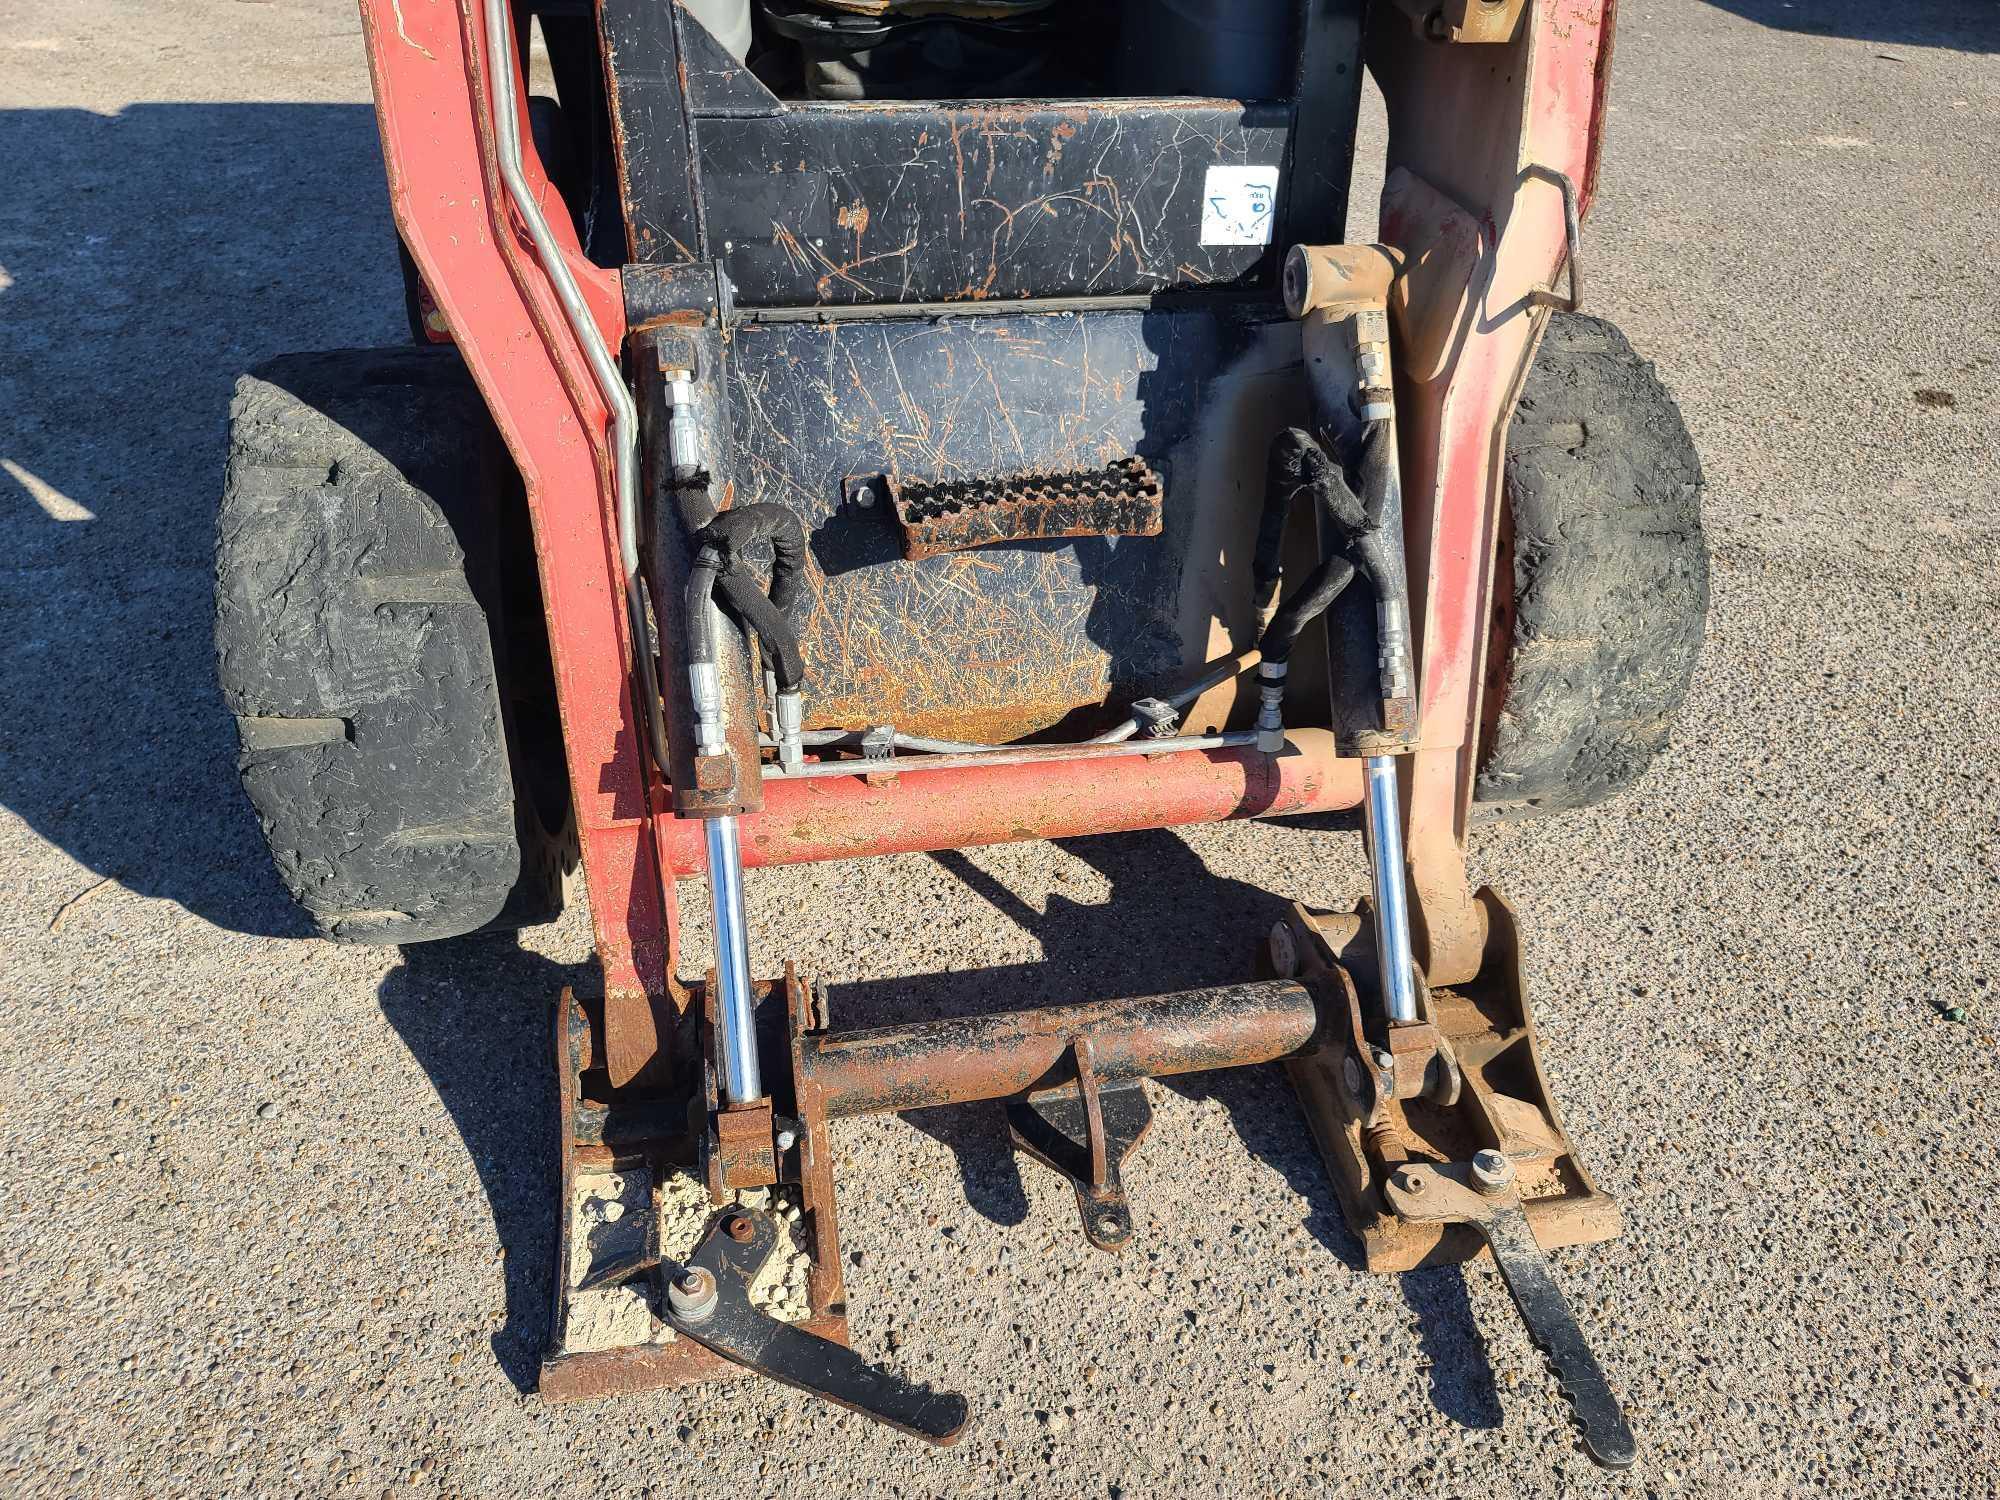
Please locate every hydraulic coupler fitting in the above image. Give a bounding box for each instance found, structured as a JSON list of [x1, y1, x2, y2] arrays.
[[774, 689, 805, 773], [1376, 596, 1414, 706], [664, 366, 703, 483], [689, 655, 727, 757], [1255, 660, 1289, 753]]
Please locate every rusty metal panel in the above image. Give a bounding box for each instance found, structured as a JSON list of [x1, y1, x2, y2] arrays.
[[721, 302, 1298, 742], [698, 102, 1297, 305], [597, 0, 1366, 303]]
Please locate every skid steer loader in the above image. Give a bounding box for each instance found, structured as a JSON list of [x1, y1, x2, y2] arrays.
[[216, 0, 1706, 1468]]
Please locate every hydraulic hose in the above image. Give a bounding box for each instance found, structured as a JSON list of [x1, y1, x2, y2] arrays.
[[717, 570, 805, 692], [1259, 554, 1357, 667], [1252, 423, 1391, 667], [692, 503, 808, 691], [685, 548, 722, 674]]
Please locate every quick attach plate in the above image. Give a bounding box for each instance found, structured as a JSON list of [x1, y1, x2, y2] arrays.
[[1277, 891, 1622, 1271]]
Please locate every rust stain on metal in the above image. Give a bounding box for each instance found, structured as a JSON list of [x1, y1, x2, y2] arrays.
[[798, 981, 1323, 1120], [890, 456, 1164, 561]]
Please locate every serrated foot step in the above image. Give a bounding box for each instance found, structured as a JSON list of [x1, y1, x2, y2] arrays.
[[890, 456, 1163, 560]]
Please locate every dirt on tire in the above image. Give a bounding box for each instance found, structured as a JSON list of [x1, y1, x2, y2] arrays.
[[1474, 313, 1709, 817], [214, 347, 569, 943]]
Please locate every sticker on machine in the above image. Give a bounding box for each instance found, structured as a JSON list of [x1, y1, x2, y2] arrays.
[[1200, 165, 1281, 246]]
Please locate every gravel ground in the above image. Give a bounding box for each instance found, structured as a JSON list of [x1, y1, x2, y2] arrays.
[[3, 1, 1998, 1496]]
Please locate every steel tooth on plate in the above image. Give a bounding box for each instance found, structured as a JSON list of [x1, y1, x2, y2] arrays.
[[1478, 1206, 1638, 1470]]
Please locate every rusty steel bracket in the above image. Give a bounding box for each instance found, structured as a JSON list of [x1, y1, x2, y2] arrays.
[[1384, 1160, 1637, 1470], [712, 1099, 779, 1190], [663, 1208, 971, 1446], [1389, 0, 1530, 44], [888, 457, 1163, 560], [1005, 1037, 1151, 1252], [1274, 891, 1622, 1272]]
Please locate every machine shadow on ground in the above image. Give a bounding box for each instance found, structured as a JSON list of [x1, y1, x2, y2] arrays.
[[1699, 0, 2000, 50], [376, 936, 596, 1394], [823, 826, 1503, 1431], [0, 102, 402, 940]]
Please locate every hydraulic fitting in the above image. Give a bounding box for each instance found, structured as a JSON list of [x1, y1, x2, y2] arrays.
[[1254, 661, 1289, 753], [663, 366, 703, 481], [775, 689, 805, 773], [1130, 697, 1181, 739], [1376, 597, 1414, 703], [689, 658, 727, 756]]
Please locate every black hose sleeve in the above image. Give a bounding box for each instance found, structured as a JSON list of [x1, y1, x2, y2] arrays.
[[1257, 553, 1358, 666], [717, 570, 807, 692], [1251, 424, 1372, 665], [1254, 429, 1315, 594], [698, 503, 808, 618], [1344, 421, 1405, 602], [1256, 426, 1374, 585]]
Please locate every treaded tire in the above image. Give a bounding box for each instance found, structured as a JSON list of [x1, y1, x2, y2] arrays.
[[1474, 313, 1709, 817], [216, 347, 571, 943]]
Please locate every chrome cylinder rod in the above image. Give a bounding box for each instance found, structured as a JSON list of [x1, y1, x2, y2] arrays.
[[704, 814, 763, 1103], [1362, 753, 1419, 1024]]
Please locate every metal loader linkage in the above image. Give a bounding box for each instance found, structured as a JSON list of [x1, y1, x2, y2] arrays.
[[358, 0, 1645, 1470]]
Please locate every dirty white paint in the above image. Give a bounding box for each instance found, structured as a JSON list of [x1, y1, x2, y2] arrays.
[[560, 1167, 813, 1353]]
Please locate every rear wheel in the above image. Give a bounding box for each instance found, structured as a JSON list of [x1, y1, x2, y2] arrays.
[[1474, 313, 1709, 817], [215, 347, 573, 943]]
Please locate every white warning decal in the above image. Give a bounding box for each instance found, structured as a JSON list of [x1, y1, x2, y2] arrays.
[[1200, 165, 1281, 247]]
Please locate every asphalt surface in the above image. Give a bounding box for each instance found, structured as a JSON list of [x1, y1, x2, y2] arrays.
[[3, 1, 1998, 1496]]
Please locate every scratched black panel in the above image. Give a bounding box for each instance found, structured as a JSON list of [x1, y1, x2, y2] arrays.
[[1280, 0, 1368, 248], [596, 0, 705, 263], [719, 307, 1280, 741], [698, 104, 1296, 306]]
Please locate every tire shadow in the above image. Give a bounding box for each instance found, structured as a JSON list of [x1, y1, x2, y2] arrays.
[[0, 102, 405, 939], [1697, 0, 2000, 51]]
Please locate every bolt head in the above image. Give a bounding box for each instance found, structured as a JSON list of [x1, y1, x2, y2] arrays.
[[775, 1128, 798, 1151], [1471, 1148, 1515, 1194], [1341, 1053, 1364, 1098]]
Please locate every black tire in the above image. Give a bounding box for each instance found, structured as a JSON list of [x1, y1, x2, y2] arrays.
[[1474, 313, 1709, 817], [215, 347, 573, 943]]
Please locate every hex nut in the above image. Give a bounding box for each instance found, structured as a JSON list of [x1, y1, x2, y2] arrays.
[[668, 1266, 718, 1321], [1471, 1148, 1516, 1194]]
